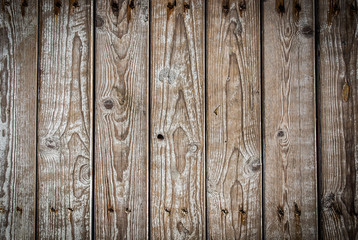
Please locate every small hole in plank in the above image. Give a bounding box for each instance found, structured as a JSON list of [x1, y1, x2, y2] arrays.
[[157, 134, 164, 140]]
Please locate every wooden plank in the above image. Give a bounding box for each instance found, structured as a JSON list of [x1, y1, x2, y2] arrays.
[[206, 0, 262, 239], [263, 0, 317, 238], [94, 0, 149, 239], [318, 0, 358, 238], [0, 0, 37, 238], [150, 0, 205, 238], [37, 0, 93, 238]]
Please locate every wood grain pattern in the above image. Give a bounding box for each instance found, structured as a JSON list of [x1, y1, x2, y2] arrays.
[[0, 0, 37, 239], [319, 0, 358, 238], [263, 0, 317, 238], [150, 0, 205, 239], [206, 0, 262, 239], [38, 0, 93, 238], [95, 0, 149, 239]]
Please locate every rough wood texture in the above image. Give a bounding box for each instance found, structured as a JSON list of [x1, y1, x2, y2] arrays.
[[95, 0, 149, 239], [264, 0, 317, 238], [0, 0, 37, 239], [38, 0, 93, 238], [319, 0, 358, 238], [206, 0, 262, 239], [150, 0, 205, 239]]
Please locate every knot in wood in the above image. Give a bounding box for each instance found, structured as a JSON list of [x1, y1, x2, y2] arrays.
[[277, 130, 285, 138], [277, 206, 284, 221], [129, 1, 135, 9], [188, 143, 198, 153], [22, 0, 28, 7], [222, 4, 229, 15], [167, 1, 176, 9], [103, 99, 114, 109], [157, 134, 164, 140], [239, 2, 246, 11], [45, 137, 59, 150], [55, 1, 62, 8]]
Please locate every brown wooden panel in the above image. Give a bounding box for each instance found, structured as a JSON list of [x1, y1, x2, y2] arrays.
[[0, 0, 37, 238], [263, 0, 317, 238], [318, 0, 358, 238], [94, 0, 149, 239], [150, 0, 205, 239], [206, 0, 262, 239], [37, 0, 93, 238]]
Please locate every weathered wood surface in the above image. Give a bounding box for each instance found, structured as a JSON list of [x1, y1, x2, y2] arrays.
[[95, 0, 149, 239], [150, 0, 205, 239], [37, 0, 93, 238], [263, 0, 317, 238], [0, 0, 37, 239], [319, 0, 358, 239], [206, 0, 262, 239]]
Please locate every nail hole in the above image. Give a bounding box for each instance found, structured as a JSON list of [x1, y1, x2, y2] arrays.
[[108, 207, 114, 212], [165, 208, 171, 213], [68, 207, 73, 212], [181, 208, 188, 214], [294, 3, 301, 12], [16, 207, 23, 213], [125, 208, 131, 213], [50, 207, 57, 213], [184, 2, 190, 10], [157, 134, 164, 140], [221, 209, 229, 214]]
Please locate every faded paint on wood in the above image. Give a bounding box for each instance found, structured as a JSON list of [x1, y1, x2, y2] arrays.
[[38, 0, 93, 238], [0, 0, 37, 239], [206, 0, 262, 239], [150, 0, 205, 239], [319, 0, 358, 238], [263, 0, 317, 238], [95, 0, 149, 239]]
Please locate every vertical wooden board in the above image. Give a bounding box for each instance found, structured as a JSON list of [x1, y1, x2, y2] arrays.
[[263, 0, 317, 238], [38, 0, 93, 238], [319, 0, 358, 238], [0, 0, 37, 239], [94, 0, 149, 239], [150, 0, 205, 239], [206, 0, 261, 239]]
